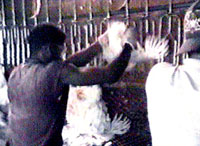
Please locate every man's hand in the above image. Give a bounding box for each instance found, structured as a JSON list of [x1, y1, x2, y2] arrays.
[[123, 43, 133, 52]]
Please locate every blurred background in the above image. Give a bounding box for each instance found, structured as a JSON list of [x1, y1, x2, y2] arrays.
[[0, 0, 198, 145]]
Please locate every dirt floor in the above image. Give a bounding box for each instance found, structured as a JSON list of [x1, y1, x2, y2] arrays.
[[102, 86, 151, 146], [100, 63, 152, 146]]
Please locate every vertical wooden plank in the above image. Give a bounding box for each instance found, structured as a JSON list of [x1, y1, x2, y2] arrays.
[[58, 0, 62, 24], [11, 0, 16, 26], [145, 0, 149, 33], [168, 0, 172, 34], [44, 0, 49, 23], [88, 0, 93, 37], [125, 0, 129, 24], [0, 28, 3, 64], [0, 0, 4, 64], [70, 25, 75, 54], [21, 0, 26, 26], [77, 25, 81, 51]]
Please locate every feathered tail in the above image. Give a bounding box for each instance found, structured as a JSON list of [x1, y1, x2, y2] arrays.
[[144, 35, 169, 60], [108, 114, 131, 135]]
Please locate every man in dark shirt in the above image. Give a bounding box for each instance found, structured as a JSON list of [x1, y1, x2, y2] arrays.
[[7, 23, 133, 146]]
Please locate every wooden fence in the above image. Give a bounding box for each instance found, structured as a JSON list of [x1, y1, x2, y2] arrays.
[[0, 0, 197, 67]]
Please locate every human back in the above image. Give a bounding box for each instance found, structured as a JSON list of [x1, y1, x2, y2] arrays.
[[6, 22, 134, 146], [8, 60, 68, 146]]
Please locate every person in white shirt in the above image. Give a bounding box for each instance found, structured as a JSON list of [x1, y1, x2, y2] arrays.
[[146, 0, 200, 146]]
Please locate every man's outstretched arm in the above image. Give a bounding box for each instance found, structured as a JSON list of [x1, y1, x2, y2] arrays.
[[66, 41, 102, 67], [61, 43, 132, 86]]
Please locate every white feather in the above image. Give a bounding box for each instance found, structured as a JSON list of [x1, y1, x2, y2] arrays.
[[0, 65, 9, 127], [99, 21, 127, 62], [110, 114, 131, 135], [130, 35, 169, 63], [144, 35, 169, 59], [0, 66, 9, 108]]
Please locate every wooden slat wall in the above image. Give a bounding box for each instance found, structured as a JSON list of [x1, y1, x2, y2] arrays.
[[0, 0, 196, 67], [129, 0, 192, 8], [45, 0, 195, 17]]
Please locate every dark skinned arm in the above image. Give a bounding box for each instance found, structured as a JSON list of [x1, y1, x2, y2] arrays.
[[61, 43, 132, 86], [66, 41, 103, 67]]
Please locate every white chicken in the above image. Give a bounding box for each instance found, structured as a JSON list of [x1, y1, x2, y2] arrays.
[[62, 85, 131, 146], [62, 21, 169, 146], [98, 21, 169, 70]]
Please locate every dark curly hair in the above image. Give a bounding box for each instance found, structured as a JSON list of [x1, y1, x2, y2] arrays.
[[28, 23, 66, 53], [27, 23, 66, 62]]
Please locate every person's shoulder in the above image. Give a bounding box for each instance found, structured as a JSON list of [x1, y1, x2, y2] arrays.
[[146, 62, 176, 89], [148, 62, 174, 77], [151, 62, 174, 71], [7, 63, 26, 81]]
